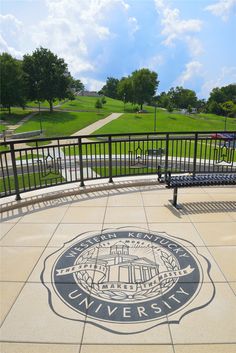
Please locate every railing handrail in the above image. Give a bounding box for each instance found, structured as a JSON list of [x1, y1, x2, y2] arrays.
[[1, 130, 236, 146], [0, 130, 235, 200]]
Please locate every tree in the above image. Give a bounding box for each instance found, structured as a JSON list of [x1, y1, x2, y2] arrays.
[[95, 99, 102, 113], [117, 69, 159, 110], [22, 47, 72, 112], [156, 92, 170, 108], [220, 101, 236, 118], [131, 68, 159, 110], [207, 101, 224, 115], [71, 78, 84, 94], [167, 103, 174, 113], [99, 77, 119, 99], [196, 99, 206, 113], [117, 76, 134, 104], [208, 87, 226, 104], [207, 84, 236, 116], [0, 52, 26, 114], [168, 86, 197, 109], [101, 96, 106, 105]]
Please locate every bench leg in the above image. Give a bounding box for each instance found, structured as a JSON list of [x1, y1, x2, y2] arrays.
[[157, 165, 162, 182], [173, 187, 178, 207]]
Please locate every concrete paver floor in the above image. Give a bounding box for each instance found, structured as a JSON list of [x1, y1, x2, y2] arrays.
[[0, 182, 236, 353]]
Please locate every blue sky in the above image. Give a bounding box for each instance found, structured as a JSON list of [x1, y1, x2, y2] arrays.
[[1, 0, 236, 98]]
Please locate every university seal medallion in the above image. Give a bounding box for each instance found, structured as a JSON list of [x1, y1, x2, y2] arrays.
[[42, 228, 215, 334]]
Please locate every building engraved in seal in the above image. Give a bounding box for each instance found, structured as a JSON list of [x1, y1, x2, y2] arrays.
[[42, 229, 215, 334]]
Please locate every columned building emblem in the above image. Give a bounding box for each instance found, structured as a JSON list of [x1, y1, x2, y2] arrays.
[[42, 228, 215, 334]]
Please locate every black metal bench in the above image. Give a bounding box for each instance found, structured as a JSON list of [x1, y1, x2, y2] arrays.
[[159, 171, 236, 208], [147, 148, 165, 156]]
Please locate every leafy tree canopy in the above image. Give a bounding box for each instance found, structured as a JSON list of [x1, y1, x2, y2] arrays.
[[207, 84, 236, 116], [132, 68, 159, 109], [95, 98, 102, 112], [156, 91, 170, 108], [117, 69, 159, 110], [71, 78, 84, 93], [99, 77, 119, 99], [208, 84, 236, 104], [22, 47, 73, 112], [220, 100, 236, 118], [0, 52, 26, 113], [168, 86, 198, 109], [117, 76, 134, 103]]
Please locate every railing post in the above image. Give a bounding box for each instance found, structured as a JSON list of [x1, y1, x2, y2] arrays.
[[78, 137, 85, 187], [10, 142, 21, 201], [193, 132, 198, 177], [164, 133, 169, 181], [108, 135, 113, 183]]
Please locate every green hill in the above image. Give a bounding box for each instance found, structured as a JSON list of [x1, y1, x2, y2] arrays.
[[92, 109, 236, 135]]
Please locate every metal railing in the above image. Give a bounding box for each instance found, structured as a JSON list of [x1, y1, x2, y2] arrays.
[[0, 131, 235, 200]]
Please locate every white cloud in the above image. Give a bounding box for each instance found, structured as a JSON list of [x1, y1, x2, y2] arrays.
[[0, 14, 23, 32], [0, 0, 136, 89], [185, 36, 204, 56], [0, 15, 24, 58], [29, 0, 131, 77], [175, 61, 203, 86], [80, 77, 105, 91], [128, 17, 139, 36], [200, 66, 236, 97], [141, 54, 164, 71], [205, 0, 236, 21], [154, 0, 203, 57], [0, 34, 23, 58]]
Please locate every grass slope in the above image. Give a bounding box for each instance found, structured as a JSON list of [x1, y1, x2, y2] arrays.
[[15, 111, 108, 137], [25, 99, 63, 108], [58, 96, 150, 113], [0, 108, 32, 126], [92, 110, 236, 135], [0, 172, 64, 195]]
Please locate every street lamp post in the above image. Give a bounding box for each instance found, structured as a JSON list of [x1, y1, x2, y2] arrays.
[[123, 93, 126, 112], [38, 101, 42, 133], [224, 115, 227, 131], [154, 104, 157, 132], [35, 80, 43, 134]]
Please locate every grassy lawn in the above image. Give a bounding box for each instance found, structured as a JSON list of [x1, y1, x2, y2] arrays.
[[0, 145, 9, 152], [0, 172, 64, 195], [64, 137, 236, 163], [0, 108, 32, 126], [16, 153, 44, 160], [15, 110, 108, 138], [25, 99, 63, 108], [0, 124, 7, 132], [58, 96, 150, 113], [92, 110, 236, 135], [92, 166, 159, 178]]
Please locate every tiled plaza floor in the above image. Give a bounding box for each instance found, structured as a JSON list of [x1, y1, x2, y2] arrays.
[[0, 181, 236, 353]]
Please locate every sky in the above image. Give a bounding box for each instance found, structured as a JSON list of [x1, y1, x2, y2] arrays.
[[0, 0, 236, 98]]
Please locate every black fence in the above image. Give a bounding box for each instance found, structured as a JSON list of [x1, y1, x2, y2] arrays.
[[0, 131, 235, 200]]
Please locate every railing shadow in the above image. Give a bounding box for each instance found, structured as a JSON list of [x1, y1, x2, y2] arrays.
[[178, 200, 236, 214], [0, 179, 164, 221]]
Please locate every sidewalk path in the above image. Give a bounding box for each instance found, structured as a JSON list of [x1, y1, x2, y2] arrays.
[[2, 112, 123, 150], [7, 112, 38, 132], [71, 112, 123, 136]]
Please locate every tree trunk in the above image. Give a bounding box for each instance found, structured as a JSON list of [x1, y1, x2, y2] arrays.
[[140, 103, 143, 110], [49, 100, 53, 113], [8, 105, 11, 114]]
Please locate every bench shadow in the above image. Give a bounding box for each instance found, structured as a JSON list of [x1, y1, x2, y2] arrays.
[[178, 200, 236, 214]]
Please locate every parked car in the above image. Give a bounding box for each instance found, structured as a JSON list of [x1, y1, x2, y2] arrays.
[[211, 133, 236, 140]]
